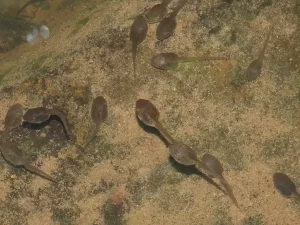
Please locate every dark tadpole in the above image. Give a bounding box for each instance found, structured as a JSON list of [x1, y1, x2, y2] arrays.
[[202, 153, 239, 209], [245, 25, 273, 81], [0, 141, 57, 183], [151, 52, 228, 70], [135, 99, 174, 144], [156, 0, 186, 41], [83, 96, 108, 150], [4, 103, 23, 131], [23, 107, 75, 141], [1, 103, 23, 142], [145, 0, 173, 24], [130, 15, 148, 77], [168, 141, 221, 178], [273, 172, 300, 202]]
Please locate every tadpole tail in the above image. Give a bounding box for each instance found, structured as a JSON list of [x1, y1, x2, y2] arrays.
[[132, 42, 138, 78], [258, 25, 273, 61], [24, 163, 57, 183], [153, 120, 175, 145], [220, 177, 240, 209], [50, 109, 76, 142], [179, 56, 229, 63], [82, 125, 99, 151], [59, 117, 75, 142]]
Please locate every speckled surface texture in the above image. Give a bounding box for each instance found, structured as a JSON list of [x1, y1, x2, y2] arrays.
[[0, 0, 300, 224]]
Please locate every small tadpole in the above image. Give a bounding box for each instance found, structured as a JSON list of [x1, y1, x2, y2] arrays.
[[130, 15, 148, 78], [0, 141, 57, 183], [273, 172, 300, 203], [135, 98, 174, 144], [2, 103, 24, 141], [245, 25, 273, 81], [168, 141, 221, 179], [145, 0, 173, 24], [83, 96, 108, 150], [202, 153, 240, 209], [156, 0, 186, 41], [151, 52, 228, 70]]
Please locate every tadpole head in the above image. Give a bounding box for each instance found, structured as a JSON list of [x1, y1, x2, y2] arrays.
[[273, 172, 296, 197], [130, 15, 148, 44], [23, 107, 50, 124], [168, 141, 198, 166], [4, 103, 23, 130], [151, 52, 179, 70], [135, 99, 160, 127], [202, 153, 224, 177], [91, 96, 108, 124]]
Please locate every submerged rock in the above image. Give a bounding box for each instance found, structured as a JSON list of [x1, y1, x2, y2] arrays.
[[0, 15, 49, 52]]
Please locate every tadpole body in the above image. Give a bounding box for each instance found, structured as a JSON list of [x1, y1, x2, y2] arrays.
[[273, 172, 300, 202], [145, 0, 173, 24], [202, 153, 239, 208], [151, 52, 228, 70], [156, 0, 186, 41], [83, 96, 108, 150], [130, 15, 148, 77]]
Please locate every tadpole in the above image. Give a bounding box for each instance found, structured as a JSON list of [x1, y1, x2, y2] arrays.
[[4, 103, 23, 131], [130, 15, 148, 77], [1, 141, 57, 183], [23, 107, 75, 141], [135, 99, 174, 144], [273, 172, 300, 202], [245, 25, 273, 81], [151, 52, 228, 70], [83, 96, 108, 150], [156, 0, 186, 41], [168, 141, 220, 178], [145, 0, 173, 24], [202, 153, 239, 208]]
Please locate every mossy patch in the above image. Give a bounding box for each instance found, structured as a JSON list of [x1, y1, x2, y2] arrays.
[[157, 186, 193, 212], [102, 198, 127, 225], [243, 214, 265, 225], [261, 133, 296, 159], [127, 163, 185, 204], [230, 65, 248, 88], [52, 206, 81, 225], [213, 206, 232, 225], [103, 75, 140, 105]]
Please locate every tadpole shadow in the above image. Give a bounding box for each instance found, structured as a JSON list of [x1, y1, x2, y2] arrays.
[[135, 114, 168, 146], [168, 156, 226, 194], [22, 120, 50, 130], [22, 116, 72, 141]]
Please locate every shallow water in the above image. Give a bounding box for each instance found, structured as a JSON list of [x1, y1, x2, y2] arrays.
[[0, 0, 300, 224]]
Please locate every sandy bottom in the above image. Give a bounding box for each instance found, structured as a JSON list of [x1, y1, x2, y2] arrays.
[[0, 0, 300, 224]]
